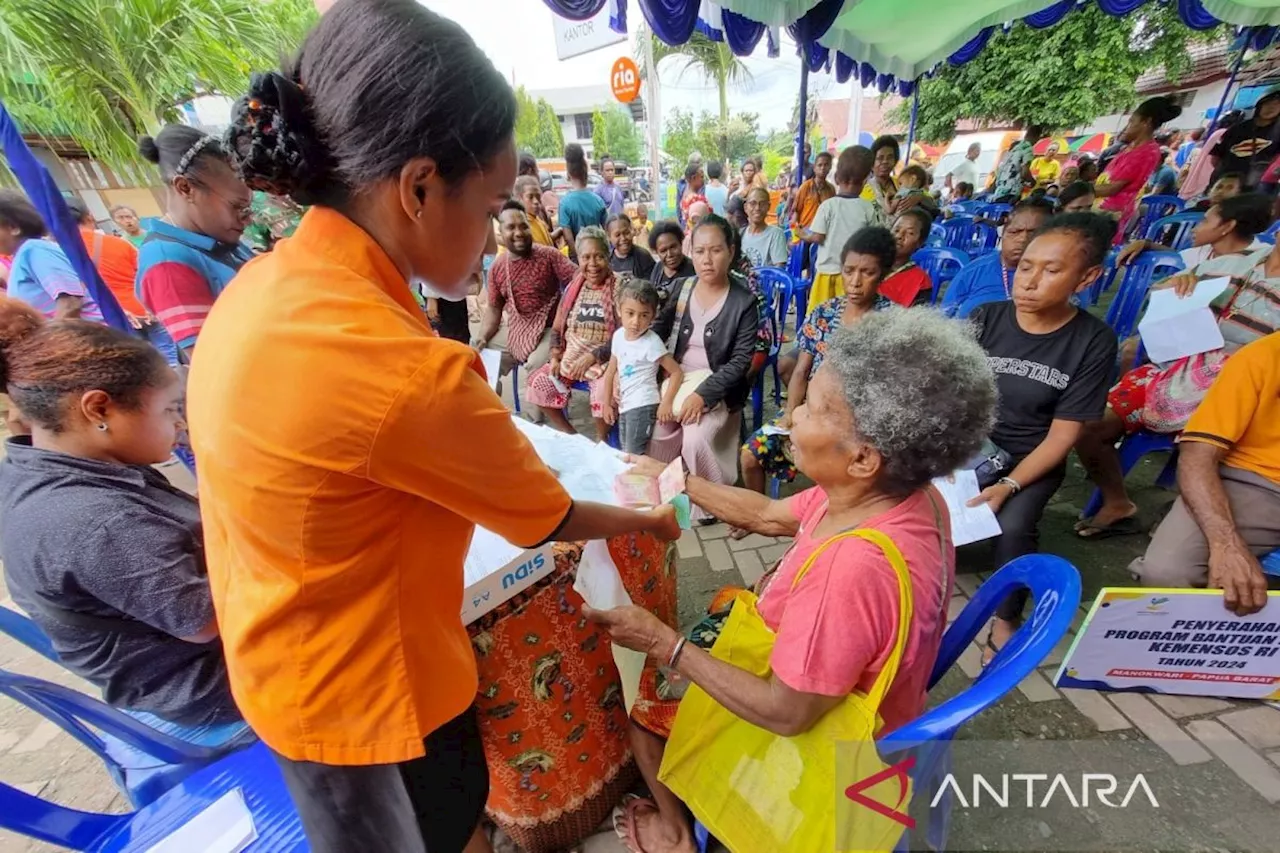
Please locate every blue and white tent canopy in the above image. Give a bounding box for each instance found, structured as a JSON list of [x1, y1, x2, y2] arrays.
[[545, 0, 1280, 92]]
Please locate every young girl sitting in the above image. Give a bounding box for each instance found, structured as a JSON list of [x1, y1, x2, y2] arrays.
[[740, 226, 895, 495], [0, 298, 245, 734], [601, 279, 683, 454]]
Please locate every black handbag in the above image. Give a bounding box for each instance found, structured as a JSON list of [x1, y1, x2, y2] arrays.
[[967, 439, 1014, 489]]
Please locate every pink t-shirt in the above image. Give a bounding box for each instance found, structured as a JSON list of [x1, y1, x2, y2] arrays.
[[757, 487, 953, 734], [1099, 140, 1162, 242]]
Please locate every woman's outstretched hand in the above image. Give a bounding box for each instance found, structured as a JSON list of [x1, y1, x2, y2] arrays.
[[582, 604, 679, 659], [623, 454, 668, 477]]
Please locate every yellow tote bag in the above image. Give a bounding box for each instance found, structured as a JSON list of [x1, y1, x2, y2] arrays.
[[658, 529, 914, 853]]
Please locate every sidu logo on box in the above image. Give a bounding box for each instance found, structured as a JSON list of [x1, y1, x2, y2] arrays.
[[502, 553, 548, 589]]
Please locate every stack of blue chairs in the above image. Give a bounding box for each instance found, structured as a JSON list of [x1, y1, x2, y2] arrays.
[[1261, 220, 1280, 245], [1104, 249, 1185, 340], [1132, 194, 1184, 240], [977, 202, 1013, 223], [753, 269, 788, 431], [938, 216, 977, 251], [1143, 210, 1203, 252], [911, 247, 971, 304]]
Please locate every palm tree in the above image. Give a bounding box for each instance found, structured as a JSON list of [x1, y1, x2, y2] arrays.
[[647, 29, 751, 160], [0, 0, 316, 166]]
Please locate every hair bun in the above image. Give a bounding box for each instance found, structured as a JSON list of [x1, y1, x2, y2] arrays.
[[137, 135, 161, 164], [225, 71, 332, 205]]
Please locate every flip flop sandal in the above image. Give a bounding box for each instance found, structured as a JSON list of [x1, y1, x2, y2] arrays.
[[1074, 516, 1142, 540], [981, 620, 1020, 669], [613, 794, 659, 853]]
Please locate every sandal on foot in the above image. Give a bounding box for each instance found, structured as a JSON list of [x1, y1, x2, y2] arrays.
[[1074, 516, 1141, 540], [613, 794, 659, 853]]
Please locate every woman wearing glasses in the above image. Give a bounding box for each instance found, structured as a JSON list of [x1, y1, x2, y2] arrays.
[[136, 125, 255, 357]]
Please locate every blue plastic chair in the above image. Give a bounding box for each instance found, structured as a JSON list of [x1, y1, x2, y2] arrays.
[[567, 379, 619, 449], [965, 220, 1000, 257], [0, 605, 59, 663], [926, 223, 947, 247], [1260, 220, 1280, 246], [1262, 550, 1280, 577], [751, 271, 786, 431], [977, 202, 1013, 223], [693, 554, 1083, 853], [0, 667, 253, 808], [1104, 249, 1185, 339], [911, 247, 971, 305], [1083, 248, 1123, 307], [1143, 210, 1203, 251], [0, 741, 305, 852], [1133, 194, 1184, 238], [1081, 430, 1178, 519], [780, 247, 814, 330], [937, 216, 976, 251]]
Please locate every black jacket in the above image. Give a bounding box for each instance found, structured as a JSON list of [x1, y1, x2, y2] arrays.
[[653, 275, 760, 412]]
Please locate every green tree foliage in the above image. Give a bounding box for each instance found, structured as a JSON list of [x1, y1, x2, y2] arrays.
[[0, 0, 317, 166], [514, 87, 541, 152], [663, 107, 761, 169], [649, 29, 751, 159], [591, 107, 607, 159], [515, 87, 568, 158], [896, 4, 1224, 143], [663, 107, 698, 165], [596, 106, 642, 164], [532, 101, 564, 158]]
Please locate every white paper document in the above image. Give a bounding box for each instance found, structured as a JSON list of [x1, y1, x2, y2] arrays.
[[144, 789, 257, 853], [931, 469, 1003, 547], [573, 539, 645, 712], [1137, 277, 1231, 364], [480, 348, 502, 391]]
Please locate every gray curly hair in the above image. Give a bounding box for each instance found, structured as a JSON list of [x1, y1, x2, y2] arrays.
[[824, 309, 996, 493], [575, 225, 610, 259]]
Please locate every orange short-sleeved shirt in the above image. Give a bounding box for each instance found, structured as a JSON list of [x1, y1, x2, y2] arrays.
[[80, 227, 144, 315], [1179, 332, 1280, 485], [187, 208, 572, 765]]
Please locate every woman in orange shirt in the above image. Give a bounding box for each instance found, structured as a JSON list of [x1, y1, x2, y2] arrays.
[[193, 2, 679, 852]]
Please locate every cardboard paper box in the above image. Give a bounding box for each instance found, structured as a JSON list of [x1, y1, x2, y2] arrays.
[[461, 529, 557, 625]]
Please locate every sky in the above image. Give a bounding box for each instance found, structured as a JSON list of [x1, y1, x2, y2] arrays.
[[417, 0, 844, 135]]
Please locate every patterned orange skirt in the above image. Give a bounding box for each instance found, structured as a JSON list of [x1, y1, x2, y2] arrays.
[[468, 534, 677, 853]]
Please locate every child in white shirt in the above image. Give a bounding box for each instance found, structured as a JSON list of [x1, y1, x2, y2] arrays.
[[601, 279, 683, 454]]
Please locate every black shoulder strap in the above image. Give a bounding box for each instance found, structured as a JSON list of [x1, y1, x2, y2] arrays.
[[144, 230, 250, 272], [26, 598, 159, 636]]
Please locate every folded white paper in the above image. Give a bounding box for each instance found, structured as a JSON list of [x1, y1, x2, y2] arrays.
[[1138, 277, 1231, 364], [574, 539, 645, 712], [932, 469, 1003, 547]]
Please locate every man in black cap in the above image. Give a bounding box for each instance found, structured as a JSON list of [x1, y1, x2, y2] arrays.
[[1212, 85, 1280, 189]]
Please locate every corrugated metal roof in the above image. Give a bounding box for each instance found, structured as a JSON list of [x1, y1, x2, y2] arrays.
[[1136, 40, 1230, 94]]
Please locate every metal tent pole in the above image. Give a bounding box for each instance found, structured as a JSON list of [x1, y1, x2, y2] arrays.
[[795, 59, 809, 188], [1207, 27, 1252, 136], [905, 85, 920, 167]]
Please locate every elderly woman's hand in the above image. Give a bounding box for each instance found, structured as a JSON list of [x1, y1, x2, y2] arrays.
[[624, 454, 669, 478], [566, 351, 598, 380], [583, 604, 680, 660], [678, 392, 705, 425]]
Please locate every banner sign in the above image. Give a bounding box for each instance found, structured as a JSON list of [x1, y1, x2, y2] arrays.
[[1055, 588, 1280, 700]]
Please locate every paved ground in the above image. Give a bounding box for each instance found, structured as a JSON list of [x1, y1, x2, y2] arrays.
[[2, 351, 1280, 851]]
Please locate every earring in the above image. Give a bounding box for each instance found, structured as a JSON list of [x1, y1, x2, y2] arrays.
[[96, 422, 108, 432], [416, 209, 423, 219]]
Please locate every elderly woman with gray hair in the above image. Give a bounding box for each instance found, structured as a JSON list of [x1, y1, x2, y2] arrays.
[[525, 225, 618, 440], [587, 308, 997, 853]]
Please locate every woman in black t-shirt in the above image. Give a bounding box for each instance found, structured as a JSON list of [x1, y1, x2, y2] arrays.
[[970, 213, 1119, 660]]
